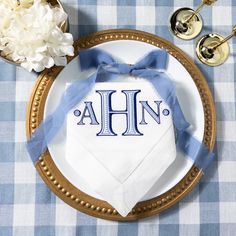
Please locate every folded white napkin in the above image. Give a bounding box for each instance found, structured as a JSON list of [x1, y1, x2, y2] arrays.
[[66, 78, 176, 216]]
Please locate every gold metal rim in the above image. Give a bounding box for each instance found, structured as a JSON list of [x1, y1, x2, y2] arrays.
[[169, 7, 203, 40], [26, 29, 216, 221], [196, 33, 230, 66]]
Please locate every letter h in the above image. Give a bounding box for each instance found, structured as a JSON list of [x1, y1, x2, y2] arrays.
[[96, 90, 143, 136]]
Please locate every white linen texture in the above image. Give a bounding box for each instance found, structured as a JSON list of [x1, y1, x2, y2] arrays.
[[66, 80, 176, 217]]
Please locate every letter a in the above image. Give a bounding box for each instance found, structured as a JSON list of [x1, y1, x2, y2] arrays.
[[77, 101, 99, 125]]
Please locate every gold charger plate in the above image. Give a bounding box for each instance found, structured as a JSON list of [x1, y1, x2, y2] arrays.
[[26, 29, 216, 221]]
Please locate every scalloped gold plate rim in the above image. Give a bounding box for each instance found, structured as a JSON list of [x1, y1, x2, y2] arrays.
[[26, 29, 216, 221]]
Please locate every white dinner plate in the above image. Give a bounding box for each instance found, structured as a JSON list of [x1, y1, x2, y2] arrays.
[[44, 39, 204, 201]]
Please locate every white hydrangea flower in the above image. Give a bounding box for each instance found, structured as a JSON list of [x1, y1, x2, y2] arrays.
[[0, 0, 74, 72]]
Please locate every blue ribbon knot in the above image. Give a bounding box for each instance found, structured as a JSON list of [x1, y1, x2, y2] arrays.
[[26, 48, 214, 172]]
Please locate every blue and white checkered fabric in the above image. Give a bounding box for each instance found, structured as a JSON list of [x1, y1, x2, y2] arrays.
[[0, 0, 236, 235]]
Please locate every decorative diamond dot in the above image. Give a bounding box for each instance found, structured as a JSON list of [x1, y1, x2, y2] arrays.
[[163, 109, 170, 116], [74, 110, 81, 117]]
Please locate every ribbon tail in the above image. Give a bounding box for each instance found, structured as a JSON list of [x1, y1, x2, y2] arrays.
[[133, 68, 214, 172], [26, 75, 96, 163], [177, 130, 215, 171]]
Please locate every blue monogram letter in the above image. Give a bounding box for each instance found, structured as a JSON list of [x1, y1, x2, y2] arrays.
[[96, 90, 143, 136], [139, 101, 162, 125], [77, 101, 99, 125]]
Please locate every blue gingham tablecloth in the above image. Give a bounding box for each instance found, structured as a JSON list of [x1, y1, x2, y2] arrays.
[[0, 0, 236, 235]]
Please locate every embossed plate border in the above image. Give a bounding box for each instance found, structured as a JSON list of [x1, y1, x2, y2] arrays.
[[26, 29, 216, 221]]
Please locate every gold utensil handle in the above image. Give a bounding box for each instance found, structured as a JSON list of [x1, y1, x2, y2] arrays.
[[184, 0, 217, 23], [212, 25, 236, 50], [203, 0, 217, 5]]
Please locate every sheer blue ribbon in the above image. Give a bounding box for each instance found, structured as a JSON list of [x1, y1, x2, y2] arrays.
[[27, 49, 214, 172]]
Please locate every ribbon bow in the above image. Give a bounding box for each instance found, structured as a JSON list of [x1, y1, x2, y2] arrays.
[[27, 49, 214, 171]]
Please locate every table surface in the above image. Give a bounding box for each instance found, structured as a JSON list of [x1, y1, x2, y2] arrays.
[[0, 0, 236, 235]]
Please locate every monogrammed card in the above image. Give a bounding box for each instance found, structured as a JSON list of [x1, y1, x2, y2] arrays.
[[66, 78, 176, 216]]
